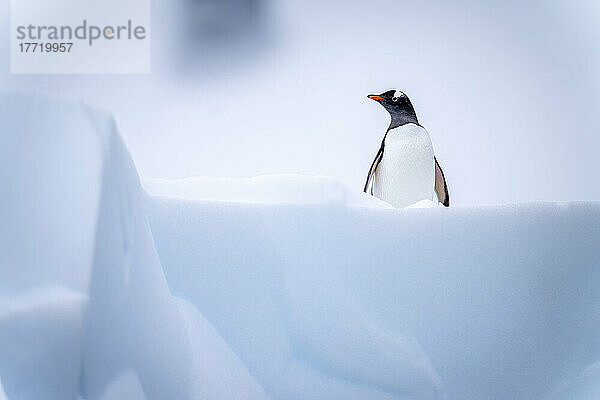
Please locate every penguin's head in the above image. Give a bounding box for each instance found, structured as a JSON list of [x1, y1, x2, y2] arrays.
[[367, 89, 419, 129]]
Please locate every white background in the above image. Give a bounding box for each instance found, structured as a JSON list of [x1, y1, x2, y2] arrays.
[[1, 0, 598, 205]]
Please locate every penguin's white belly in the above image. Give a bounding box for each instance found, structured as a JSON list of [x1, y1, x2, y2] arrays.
[[373, 123, 435, 208]]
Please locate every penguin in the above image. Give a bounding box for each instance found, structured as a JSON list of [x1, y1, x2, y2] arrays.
[[363, 89, 449, 208]]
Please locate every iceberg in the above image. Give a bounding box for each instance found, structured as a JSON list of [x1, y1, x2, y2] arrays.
[[1, 93, 599, 400]]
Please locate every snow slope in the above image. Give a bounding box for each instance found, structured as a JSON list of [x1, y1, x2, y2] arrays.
[[146, 189, 600, 400], [1, 93, 267, 400], [1, 93, 600, 400]]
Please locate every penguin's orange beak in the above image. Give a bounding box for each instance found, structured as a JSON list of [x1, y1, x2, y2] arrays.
[[368, 94, 384, 100]]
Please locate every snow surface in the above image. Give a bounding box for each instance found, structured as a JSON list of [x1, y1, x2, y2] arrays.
[[0, 378, 7, 400], [0, 287, 84, 400], [1, 93, 600, 400], [144, 175, 392, 208]]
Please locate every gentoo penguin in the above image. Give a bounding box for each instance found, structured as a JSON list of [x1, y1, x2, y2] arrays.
[[363, 89, 449, 208]]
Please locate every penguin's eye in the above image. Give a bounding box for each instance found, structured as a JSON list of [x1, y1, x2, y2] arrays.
[[392, 97, 399, 102]]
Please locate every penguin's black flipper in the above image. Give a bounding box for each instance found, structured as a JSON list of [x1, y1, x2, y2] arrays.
[[434, 157, 450, 207], [364, 145, 384, 194]]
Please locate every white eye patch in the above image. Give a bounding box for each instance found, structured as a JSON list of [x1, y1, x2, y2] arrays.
[[393, 90, 405, 98]]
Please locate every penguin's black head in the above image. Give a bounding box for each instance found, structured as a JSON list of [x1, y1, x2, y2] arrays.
[[368, 89, 419, 130]]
